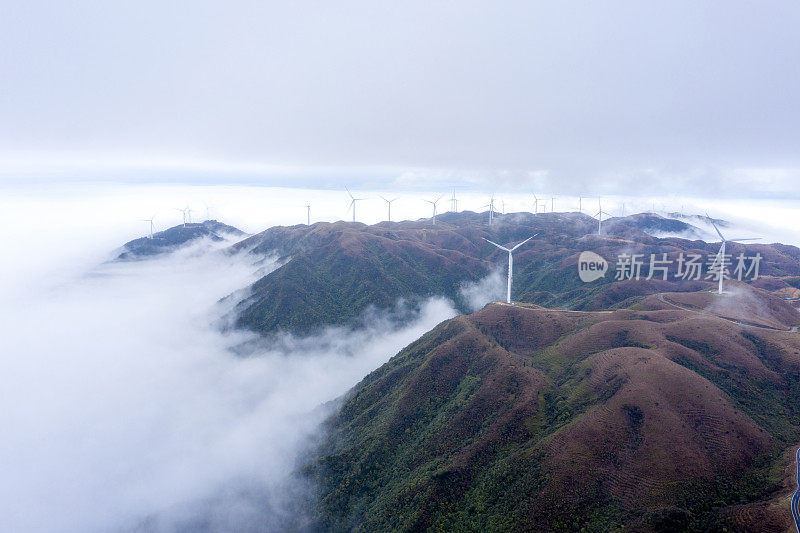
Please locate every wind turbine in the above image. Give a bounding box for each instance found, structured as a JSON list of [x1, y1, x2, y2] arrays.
[[706, 214, 761, 295], [594, 198, 613, 235], [579, 196, 583, 214], [202, 202, 216, 221], [174, 207, 188, 227], [380, 196, 398, 222], [424, 196, 443, 225], [346, 187, 367, 223], [450, 190, 458, 212], [551, 196, 556, 212], [483, 235, 537, 304], [140, 215, 155, 239], [533, 194, 539, 214], [305, 203, 311, 225], [482, 194, 497, 225]]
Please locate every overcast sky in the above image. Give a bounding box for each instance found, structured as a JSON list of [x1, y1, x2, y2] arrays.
[[2, 1, 800, 195]]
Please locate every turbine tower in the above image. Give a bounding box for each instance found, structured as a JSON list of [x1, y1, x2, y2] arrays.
[[482, 194, 497, 225], [346, 187, 367, 223], [483, 235, 537, 304], [551, 196, 556, 212], [424, 196, 443, 225], [533, 194, 539, 214], [706, 214, 761, 295], [140, 215, 155, 239], [202, 202, 216, 221], [174, 207, 188, 227], [380, 196, 398, 222], [305, 203, 311, 225], [450, 190, 458, 212]]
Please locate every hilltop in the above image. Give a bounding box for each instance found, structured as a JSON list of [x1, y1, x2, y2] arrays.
[[116, 220, 245, 260], [304, 288, 800, 532]]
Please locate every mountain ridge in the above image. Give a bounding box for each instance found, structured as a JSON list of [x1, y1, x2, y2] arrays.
[[304, 289, 800, 532]]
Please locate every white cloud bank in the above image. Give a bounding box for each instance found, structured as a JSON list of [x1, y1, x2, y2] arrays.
[[0, 232, 456, 532]]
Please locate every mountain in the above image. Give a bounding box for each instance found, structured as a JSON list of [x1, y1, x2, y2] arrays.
[[602, 213, 706, 239], [304, 287, 800, 532], [116, 220, 246, 260], [232, 211, 800, 336]]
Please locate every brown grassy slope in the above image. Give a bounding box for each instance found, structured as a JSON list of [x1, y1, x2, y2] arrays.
[[310, 297, 800, 532], [636, 284, 800, 331]]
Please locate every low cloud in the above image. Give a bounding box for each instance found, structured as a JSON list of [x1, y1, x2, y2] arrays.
[[459, 269, 505, 311], [0, 235, 456, 532]]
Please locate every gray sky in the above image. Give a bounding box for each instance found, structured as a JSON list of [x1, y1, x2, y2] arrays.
[[2, 1, 800, 195]]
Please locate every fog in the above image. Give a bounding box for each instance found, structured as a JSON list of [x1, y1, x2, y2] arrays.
[[459, 269, 506, 312], [0, 216, 456, 531]]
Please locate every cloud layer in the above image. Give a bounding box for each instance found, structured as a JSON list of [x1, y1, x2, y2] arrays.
[[0, 233, 456, 531], [2, 2, 800, 194]]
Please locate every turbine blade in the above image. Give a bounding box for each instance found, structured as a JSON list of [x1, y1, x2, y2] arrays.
[[510, 234, 537, 251], [483, 238, 510, 252], [706, 213, 726, 241], [729, 238, 762, 242]]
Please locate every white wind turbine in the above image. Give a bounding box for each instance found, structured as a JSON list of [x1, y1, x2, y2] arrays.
[[346, 187, 367, 222], [202, 202, 216, 221], [173, 207, 189, 227], [533, 194, 539, 214], [551, 196, 556, 212], [483, 235, 538, 304], [482, 194, 497, 225], [305, 203, 311, 225], [140, 214, 156, 239], [380, 196, 399, 222], [706, 214, 761, 295], [594, 198, 613, 235], [424, 196, 443, 225], [450, 190, 458, 212]]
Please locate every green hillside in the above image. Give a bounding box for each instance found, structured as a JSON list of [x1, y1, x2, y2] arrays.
[[304, 293, 800, 532]]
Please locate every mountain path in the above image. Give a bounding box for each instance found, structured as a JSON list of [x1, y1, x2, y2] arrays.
[[656, 293, 797, 333]]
